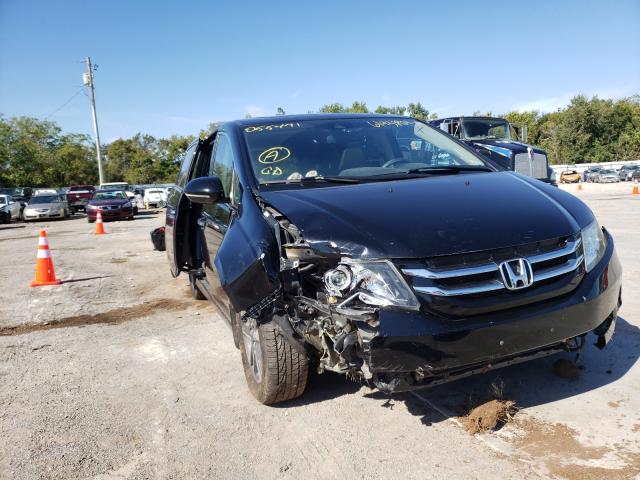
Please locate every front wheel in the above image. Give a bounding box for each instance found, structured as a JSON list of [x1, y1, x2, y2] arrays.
[[240, 319, 308, 405]]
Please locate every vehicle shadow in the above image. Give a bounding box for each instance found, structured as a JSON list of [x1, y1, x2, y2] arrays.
[[0, 224, 26, 230], [273, 368, 362, 408], [136, 210, 162, 216], [288, 317, 639, 423], [398, 316, 639, 423]]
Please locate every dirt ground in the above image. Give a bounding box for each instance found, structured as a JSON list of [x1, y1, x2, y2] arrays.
[[0, 182, 638, 479]]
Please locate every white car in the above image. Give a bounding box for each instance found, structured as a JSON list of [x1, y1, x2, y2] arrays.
[[0, 195, 21, 222], [124, 191, 143, 214], [144, 188, 167, 208]]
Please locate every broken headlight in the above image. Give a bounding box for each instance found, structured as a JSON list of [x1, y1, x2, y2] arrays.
[[324, 260, 419, 309], [581, 220, 606, 273]]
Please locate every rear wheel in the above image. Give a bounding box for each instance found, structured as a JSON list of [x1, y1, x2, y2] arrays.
[[240, 319, 308, 405]]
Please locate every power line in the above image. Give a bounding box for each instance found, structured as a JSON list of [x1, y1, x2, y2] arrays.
[[44, 87, 85, 120]]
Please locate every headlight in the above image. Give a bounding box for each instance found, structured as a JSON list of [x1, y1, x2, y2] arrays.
[[581, 220, 606, 272], [87, 204, 97, 210], [124, 201, 132, 208], [325, 260, 419, 309]]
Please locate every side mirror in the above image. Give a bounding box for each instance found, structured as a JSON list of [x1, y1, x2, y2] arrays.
[[184, 176, 225, 204]]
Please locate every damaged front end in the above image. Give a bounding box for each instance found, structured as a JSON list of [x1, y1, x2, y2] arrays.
[[221, 195, 622, 397], [234, 199, 422, 390]]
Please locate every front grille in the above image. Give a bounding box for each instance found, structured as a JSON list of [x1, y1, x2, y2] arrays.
[[398, 234, 585, 317], [99, 205, 120, 210], [515, 152, 547, 179]]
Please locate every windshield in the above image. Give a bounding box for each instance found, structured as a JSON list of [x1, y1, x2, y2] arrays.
[[0, 188, 22, 196], [30, 195, 60, 204], [94, 191, 127, 200], [601, 169, 616, 174], [243, 118, 487, 185], [462, 119, 512, 141], [69, 186, 93, 191]]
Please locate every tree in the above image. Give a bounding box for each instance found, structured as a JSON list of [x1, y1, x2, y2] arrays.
[[276, 107, 285, 116], [407, 102, 429, 121], [319, 101, 370, 113], [375, 105, 406, 115]]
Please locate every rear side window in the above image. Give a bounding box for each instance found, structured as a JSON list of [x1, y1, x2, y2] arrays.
[[176, 143, 197, 188]]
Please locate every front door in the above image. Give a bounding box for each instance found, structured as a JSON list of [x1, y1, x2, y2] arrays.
[[201, 132, 237, 310]]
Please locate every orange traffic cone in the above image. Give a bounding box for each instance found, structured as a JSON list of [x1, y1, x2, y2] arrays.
[[633, 178, 639, 195], [577, 178, 583, 191], [30, 230, 61, 287], [95, 210, 106, 235]]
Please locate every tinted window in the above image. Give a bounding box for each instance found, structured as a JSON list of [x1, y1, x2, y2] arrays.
[[209, 134, 234, 196], [94, 191, 127, 200], [30, 195, 60, 204]]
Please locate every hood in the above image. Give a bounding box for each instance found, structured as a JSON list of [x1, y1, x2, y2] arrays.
[[89, 199, 129, 206], [27, 202, 61, 210], [259, 172, 594, 259], [467, 139, 545, 157]]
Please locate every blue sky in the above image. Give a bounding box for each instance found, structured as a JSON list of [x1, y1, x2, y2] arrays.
[[1, 0, 638, 141]]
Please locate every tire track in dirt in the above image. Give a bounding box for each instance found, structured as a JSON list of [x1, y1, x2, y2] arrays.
[[0, 299, 191, 337]]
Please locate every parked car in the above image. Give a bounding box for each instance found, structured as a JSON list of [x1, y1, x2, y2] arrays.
[[124, 191, 142, 214], [0, 187, 32, 217], [66, 185, 96, 213], [584, 166, 603, 182], [86, 190, 134, 223], [22, 194, 70, 221], [0, 194, 21, 223], [559, 170, 581, 183], [144, 188, 167, 208], [592, 169, 620, 183], [165, 114, 621, 405], [618, 164, 640, 181]]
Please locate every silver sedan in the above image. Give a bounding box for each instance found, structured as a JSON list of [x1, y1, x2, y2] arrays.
[[22, 194, 70, 221]]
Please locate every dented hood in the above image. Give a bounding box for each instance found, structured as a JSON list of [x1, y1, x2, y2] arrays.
[[259, 172, 594, 259]]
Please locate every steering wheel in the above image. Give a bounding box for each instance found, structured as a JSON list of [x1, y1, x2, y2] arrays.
[[382, 157, 411, 168]]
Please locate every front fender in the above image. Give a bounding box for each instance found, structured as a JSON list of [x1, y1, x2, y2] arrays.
[[214, 191, 281, 312]]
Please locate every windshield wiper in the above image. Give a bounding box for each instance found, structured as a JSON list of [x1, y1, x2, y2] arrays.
[[406, 165, 493, 174], [265, 176, 362, 185]]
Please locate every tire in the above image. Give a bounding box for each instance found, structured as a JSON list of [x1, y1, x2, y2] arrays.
[[189, 272, 206, 300], [88, 218, 95, 223], [240, 320, 308, 405]]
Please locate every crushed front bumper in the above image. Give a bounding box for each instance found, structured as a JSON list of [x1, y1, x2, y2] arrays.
[[363, 232, 621, 390]]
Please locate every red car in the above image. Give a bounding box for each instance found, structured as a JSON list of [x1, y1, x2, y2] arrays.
[[67, 184, 96, 213], [86, 190, 134, 223]]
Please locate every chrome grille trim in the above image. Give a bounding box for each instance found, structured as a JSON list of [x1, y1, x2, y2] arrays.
[[528, 237, 581, 264], [515, 152, 548, 179], [403, 262, 498, 279], [534, 255, 584, 282], [414, 280, 505, 297], [402, 237, 583, 297]]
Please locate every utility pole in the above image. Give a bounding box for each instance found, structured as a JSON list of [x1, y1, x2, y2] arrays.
[[82, 57, 104, 185]]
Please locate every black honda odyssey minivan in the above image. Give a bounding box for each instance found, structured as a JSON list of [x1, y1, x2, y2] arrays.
[[166, 114, 621, 405]]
